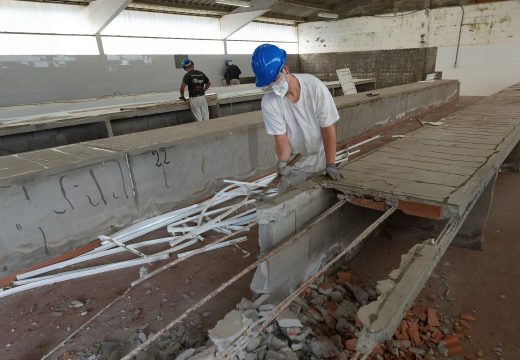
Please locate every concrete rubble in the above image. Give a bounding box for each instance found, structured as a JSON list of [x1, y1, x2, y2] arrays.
[[65, 261, 480, 360], [199, 265, 478, 360]]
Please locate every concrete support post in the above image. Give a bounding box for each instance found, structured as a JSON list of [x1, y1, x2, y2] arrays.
[[503, 141, 520, 172], [452, 173, 497, 250]]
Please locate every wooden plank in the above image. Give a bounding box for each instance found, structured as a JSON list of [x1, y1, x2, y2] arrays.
[[345, 161, 468, 187], [358, 152, 479, 175], [376, 147, 485, 166]]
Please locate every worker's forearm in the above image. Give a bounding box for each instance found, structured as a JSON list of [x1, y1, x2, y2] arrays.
[[274, 135, 292, 161], [321, 125, 337, 165], [204, 82, 211, 92]]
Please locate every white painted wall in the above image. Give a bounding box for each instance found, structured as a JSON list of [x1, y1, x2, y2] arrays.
[[298, 1, 520, 95]]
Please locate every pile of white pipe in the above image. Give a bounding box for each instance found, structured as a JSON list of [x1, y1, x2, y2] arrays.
[[0, 136, 380, 299]]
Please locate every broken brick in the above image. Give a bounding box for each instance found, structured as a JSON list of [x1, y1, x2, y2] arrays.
[[337, 271, 353, 285], [477, 350, 484, 357], [408, 322, 422, 346], [442, 335, 460, 347], [459, 319, 471, 329], [431, 328, 444, 342], [454, 324, 464, 332], [319, 282, 332, 291], [401, 320, 409, 334], [427, 308, 440, 327], [345, 338, 357, 351], [411, 306, 427, 321], [460, 313, 477, 322], [325, 301, 337, 316], [447, 344, 464, 355]]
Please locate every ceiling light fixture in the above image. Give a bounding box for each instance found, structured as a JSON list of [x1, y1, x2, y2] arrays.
[[215, 0, 252, 7], [317, 12, 339, 19]]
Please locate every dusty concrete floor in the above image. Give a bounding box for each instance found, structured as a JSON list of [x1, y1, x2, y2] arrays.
[[3, 96, 516, 360]]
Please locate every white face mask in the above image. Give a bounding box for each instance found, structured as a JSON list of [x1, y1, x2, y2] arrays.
[[263, 72, 289, 97]]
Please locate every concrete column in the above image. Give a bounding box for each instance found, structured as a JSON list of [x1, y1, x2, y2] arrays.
[[452, 173, 497, 250], [503, 141, 520, 172]]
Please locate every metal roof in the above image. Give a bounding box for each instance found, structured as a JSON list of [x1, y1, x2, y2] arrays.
[[20, 0, 504, 24]]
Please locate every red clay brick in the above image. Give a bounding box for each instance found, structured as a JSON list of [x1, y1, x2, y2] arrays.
[[427, 308, 440, 327], [460, 313, 477, 322], [412, 305, 427, 321], [337, 271, 353, 285], [447, 344, 465, 355], [431, 328, 444, 342], [326, 301, 337, 316], [319, 282, 331, 290], [442, 335, 460, 347], [454, 324, 464, 332], [345, 338, 358, 351], [459, 319, 471, 329]]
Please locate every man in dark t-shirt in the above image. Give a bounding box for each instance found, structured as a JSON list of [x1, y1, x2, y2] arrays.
[[179, 58, 211, 121], [224, 59, 242, 85]]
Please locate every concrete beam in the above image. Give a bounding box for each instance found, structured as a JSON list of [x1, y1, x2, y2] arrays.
[[220, 0, 278, 39], [355, 171, 494, 355], [84, 0, 132, 35]]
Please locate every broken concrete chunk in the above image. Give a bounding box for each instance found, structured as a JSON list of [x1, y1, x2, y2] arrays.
[[245, 337, 262, 352], [242, 309, 259, 326], [237, 298, 256, 311], [265, 350, 285, 360], [334, 300, 358, 320], [69, 300, 84, 308], [208, 310, 247, 352], [258, 304, 274, 312], [276, 309, 303, 328], [175, 348, 195, 360], [310, 338, 338, 358]]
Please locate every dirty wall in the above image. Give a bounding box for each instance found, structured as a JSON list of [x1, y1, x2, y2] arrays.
[[298, 1, 520, 95]]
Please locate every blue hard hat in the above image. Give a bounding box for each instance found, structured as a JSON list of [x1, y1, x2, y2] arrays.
[[181, 58, 193, 69], [251, 44, 287, 88]]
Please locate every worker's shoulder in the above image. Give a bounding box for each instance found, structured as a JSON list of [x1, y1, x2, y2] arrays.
[[260, 92, 280, 110], [296, 73, 323, 86]]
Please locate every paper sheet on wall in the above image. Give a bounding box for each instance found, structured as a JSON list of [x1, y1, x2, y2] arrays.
[[336, 68, 357, 95]]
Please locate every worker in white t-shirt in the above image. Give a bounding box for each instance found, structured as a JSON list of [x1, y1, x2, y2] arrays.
[[251, 43, 343, 194]]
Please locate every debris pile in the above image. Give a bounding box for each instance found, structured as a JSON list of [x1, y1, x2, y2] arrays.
[[203, 267, 479, 359]]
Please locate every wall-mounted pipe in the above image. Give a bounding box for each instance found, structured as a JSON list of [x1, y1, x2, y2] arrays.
[[454, 4, 465, 68]]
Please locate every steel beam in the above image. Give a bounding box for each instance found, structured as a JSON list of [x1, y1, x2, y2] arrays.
[[220, 0, 278, 39]]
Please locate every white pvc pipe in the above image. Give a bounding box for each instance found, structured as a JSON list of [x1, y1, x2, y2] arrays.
[[1, 254, 169, 299], [349, 135, 381, 149]]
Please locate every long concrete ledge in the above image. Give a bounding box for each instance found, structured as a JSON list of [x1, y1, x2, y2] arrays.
[[0, 81, 376, 156], [0, 80, 459, 275]]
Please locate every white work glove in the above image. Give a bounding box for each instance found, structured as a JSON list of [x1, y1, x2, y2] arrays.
[[325, 163, 343, 181]]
